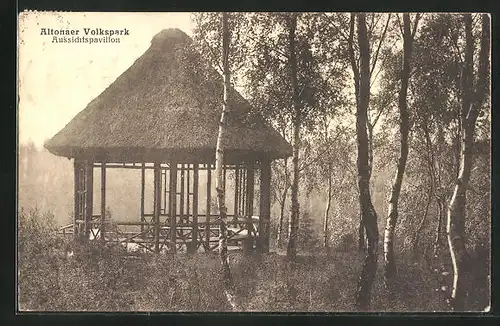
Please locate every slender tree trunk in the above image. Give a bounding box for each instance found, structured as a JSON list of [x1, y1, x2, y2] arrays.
[[286, 13, 301, 261], [433, 125, 445, 257], [454, 111, 461, 179], [358, 213, 366, 251], [323, 166, 332, 248], [216, 12, 239, 311], [277, 189, 287, 247], [383, 13, 412, 281], [367, 123, 374, 180], [447, 13, 489, 311], [354, 13, 379, 310], [366, 120, 374, 253], [434, 197, 444, 256], [277, 158, 289, 248], [349, 13, 366, 253], [447, 121, 471, 310]]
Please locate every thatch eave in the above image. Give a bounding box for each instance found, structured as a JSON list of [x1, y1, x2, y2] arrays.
[[44, 144, 290, 164]]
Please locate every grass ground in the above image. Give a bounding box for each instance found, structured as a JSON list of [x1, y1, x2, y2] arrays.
[[18, 209, 488, 312], [19, 241, 469, 312]]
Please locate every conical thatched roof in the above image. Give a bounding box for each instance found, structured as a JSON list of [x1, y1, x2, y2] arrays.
[[44, 29, 292, 163]]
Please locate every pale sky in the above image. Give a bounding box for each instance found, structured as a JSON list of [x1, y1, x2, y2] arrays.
[[18, 11, 195, 148]]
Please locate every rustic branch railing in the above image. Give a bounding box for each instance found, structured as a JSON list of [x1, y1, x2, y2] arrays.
[[57, 216, 260, 253]]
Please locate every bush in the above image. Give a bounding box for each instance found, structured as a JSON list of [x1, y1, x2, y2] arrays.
[[18, 208, 66, 310], [17, 208, 483, 312], [19, 208, 137, 311]]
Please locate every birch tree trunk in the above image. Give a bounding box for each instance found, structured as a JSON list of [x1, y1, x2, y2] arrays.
[[354, 13, 379, 310], [447, 13, 489, 311], [286, 13, 301, 261], [323, 165, 332, 248], [216, 12, 240, 311], [434, 198, 444, 256], [277, 158, 289, 248]]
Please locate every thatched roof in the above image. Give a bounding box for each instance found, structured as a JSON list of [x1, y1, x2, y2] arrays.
[[44, 29, 292, 163]]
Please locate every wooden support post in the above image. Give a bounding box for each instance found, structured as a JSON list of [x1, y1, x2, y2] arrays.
[[187, 164, 191, 217], [73, 160, 80, 241], [244, 163, 255, 253], [79, 168, 84, 236], [85, 161, 93, 241], [163, 167, 167, 215], [234, 164, 240, 225], [180, 164, 185, 219], [191, 164, 199, 254], [141, 163, 145, 233], [205, 164, 212, 251], [239, 168, 243, 218], [154, 162, 161, 253], [242, 168, 247, 221], [169, 162, 178, 253], [100, 162, 106, 244], [258, 158, 271, 253]]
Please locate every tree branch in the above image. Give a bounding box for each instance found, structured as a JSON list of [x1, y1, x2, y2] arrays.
[[370, 62, 385, 89], [467, 13, 490, 125], [348, 13, 360, 105], [396, 14, 404, 37], [245, 30, 289, 64], [447, 32, 464, 66], [322, 12, 352, 44], [298, 128, 343, 173], [411, 13, 422, 40], [198, 35, 224, 73], [370, 13, 392, 78], [371, 103, 386, 128]]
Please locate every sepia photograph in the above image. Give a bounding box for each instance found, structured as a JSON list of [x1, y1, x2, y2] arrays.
[[17, 11, 491, 312]]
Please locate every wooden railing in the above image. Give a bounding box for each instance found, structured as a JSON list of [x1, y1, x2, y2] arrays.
[[56, 215, 260, 253]]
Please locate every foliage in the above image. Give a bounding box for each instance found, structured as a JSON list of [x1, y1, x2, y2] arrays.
[[297, 210, 320, 251], [192, 12, 252, 87], [18, 208, 65, 310], [15, 209, 451, 312], [18, 207, 490, 311]]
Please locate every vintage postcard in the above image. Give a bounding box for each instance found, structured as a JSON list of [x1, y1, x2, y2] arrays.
[[17, 11, 491, 312]]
